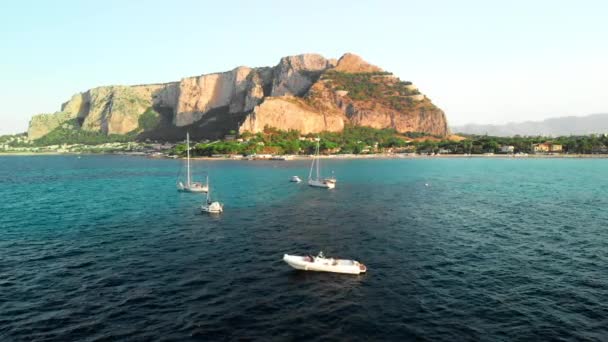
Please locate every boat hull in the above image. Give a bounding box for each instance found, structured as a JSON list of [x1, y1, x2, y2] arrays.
[[201, 202, 223, 214], [308, 179, 335, 189], [283, 254, 366, 274], [178, 186, 209, 193], [178, 182, 209, 193]]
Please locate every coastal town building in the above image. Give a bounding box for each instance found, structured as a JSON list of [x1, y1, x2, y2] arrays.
[[533, 143, 562, 153], [499, 145, 515, 153], [438, 148, 452, 154]]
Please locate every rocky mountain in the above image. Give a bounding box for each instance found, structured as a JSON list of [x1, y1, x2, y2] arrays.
[[453, 113, 608, 137], [28, 53, 449, 141]]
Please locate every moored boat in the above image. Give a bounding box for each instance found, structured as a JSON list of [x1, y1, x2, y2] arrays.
[[290, 176, 302, 183], [178, 181, 208, 193], [308, 138, 337, 189], [201, 200, 223, 214], [283, 252, 366, 275], [178, 132, 209, 193], [308, 179, 335, 189], [201, 177, 223, 214]]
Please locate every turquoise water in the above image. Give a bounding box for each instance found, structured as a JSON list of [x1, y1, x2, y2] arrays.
[[1, 156, 607, 340]]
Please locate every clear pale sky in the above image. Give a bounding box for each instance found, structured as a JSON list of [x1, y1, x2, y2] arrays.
[[1, 0, 607, 134]]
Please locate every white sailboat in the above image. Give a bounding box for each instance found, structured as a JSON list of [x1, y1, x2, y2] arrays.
[[308, 138, 336, 189], [201, 177, 223, 214], [177, 132, 208, 193]]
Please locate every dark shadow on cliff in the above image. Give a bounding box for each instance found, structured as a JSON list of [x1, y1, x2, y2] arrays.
[[136, 106, 251, 142]]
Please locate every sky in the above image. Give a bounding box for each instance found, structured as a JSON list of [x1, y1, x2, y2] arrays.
[[1, 0, 607, 134]]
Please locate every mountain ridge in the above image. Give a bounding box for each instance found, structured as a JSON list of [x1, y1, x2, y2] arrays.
[[452, 113, 608, 136], [28, 53, 449, 141]]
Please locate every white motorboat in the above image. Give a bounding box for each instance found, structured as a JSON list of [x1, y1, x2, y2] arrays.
[[308, 138, 336, 189], [290, 176, 302, 183], [177, 132, 209, 193], [201, 200, 223, 214], [201, 178, 223, 214], [283, 252, 367, 275]]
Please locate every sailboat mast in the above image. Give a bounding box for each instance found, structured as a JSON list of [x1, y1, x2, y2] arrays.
[[186, 132, 191, 186], [308, 155, 314, 181], [308, 140, 315, 181], [316, 138, 320, 180]]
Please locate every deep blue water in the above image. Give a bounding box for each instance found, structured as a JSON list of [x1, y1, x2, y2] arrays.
[[1, 155, 607, 341]]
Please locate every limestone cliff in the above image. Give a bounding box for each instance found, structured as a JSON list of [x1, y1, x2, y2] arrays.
[[27, 53, 449, 141], [239, 53, 449, 137], [270, 54, 336, 97], [29, 84, 166, 139], [240, 97, 345, 134]]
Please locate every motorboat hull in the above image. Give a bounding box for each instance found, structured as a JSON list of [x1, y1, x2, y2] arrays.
[[283, 254, 366, 275], [201, 202, 223, 214]]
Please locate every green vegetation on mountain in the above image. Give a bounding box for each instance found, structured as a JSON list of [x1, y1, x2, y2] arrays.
[[320, 71, 421, 111], [32, 120, 137, 146], [138, 107, 161, 131]]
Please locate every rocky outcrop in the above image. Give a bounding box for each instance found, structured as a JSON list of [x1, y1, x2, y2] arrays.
[[81, 85, 163, 134], [29, 84, 165, 138], [270, 54, 335, 97], [347, 100, 448, 136], [28, 111, 74, 140], [239, 97, 345, 134], [333, 53, 383, 73], [27, 52, 449, 141]]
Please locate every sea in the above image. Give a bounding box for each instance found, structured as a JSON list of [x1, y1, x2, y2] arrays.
[[0, 155, 607, 341]]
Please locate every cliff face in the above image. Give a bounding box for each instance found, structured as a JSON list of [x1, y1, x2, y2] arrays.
[[28, 53, 449, 141], [29, 84, 166, 139], [174, 66, 270, 126], [239, 97, 345, 134], [270, 54, 336, 97]]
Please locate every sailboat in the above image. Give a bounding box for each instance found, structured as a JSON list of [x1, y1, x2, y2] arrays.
[[201, 177, 223, 214], [177, 132, 208, 193], [308, 137, 336, 189]]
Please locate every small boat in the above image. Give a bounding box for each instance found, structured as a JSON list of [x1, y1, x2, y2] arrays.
[[283, 252, 367, 275], [201, 178, 223, 214], [177, 132, 209, 193], [201, 200, 223, 214], [290, 176, 302, 183], [308, 138, 336, 189]]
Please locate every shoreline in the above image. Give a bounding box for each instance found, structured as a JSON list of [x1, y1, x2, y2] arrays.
[[4, 151, 608, 159], [187, 154, 608, 160]]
